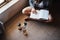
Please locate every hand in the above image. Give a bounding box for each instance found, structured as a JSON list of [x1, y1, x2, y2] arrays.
[[31, 8, 37, 14]]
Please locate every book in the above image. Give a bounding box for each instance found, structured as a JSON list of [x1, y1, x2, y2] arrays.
[[30, 9, 49, 20]]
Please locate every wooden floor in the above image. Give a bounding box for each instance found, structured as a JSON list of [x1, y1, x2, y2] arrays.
[[0, 13, 60, 40]]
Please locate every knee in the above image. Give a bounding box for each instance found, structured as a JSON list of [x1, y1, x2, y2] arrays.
[[22, 8, 26, 14], [22, 7, 32, 15], [22, 9, 29, 15]]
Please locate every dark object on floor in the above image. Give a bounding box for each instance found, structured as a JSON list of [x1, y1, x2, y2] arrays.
[[18, 23, 22, 31], [18, 23, 21, 27], [24, 22, 27, 26], [23, 29, 28, 36], [18, 27, 22, 31]]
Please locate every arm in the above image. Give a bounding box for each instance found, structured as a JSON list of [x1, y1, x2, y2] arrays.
[[29, 0, 37, 13], [29, 0, 35, 8], [43, 0, 49, 9]]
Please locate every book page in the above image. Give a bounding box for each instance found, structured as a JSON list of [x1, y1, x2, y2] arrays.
[[30, 10, 40, 19], [39, 10, 49, 20], [30, 9, 49, 20]]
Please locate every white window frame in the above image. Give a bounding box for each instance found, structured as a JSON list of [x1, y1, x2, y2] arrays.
[[0, 0, 18, 14], [0, 0, 5, 4]]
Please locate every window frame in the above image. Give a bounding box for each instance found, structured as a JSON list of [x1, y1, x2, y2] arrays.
[[0, 0, 11, 8], [0, 0, 5, 4]]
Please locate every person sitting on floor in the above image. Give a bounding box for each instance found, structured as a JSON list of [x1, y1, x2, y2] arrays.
[[22, 0, 52, 23]]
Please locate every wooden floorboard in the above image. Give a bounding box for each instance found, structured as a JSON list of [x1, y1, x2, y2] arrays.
[[0, 13, 60, 40]]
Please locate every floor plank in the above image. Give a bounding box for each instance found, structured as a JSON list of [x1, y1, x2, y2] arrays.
[[0, 14, 60, 40]]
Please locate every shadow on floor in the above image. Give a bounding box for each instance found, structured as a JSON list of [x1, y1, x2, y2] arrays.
[[0, 33, 6, 40]]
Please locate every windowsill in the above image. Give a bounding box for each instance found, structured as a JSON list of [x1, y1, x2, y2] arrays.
[[0, 0, 18, 14]]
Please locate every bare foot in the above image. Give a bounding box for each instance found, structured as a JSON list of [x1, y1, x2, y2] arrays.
[[44, 14, 53, 23]]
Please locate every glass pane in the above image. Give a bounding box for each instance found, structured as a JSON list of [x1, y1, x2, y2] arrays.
[[0, 0, 4, 4]]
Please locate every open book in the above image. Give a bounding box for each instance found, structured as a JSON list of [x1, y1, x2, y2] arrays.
[[30, 9, 49, 20]]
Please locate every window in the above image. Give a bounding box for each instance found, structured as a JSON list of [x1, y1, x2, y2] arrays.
[[0, 0, 18, 14], [0, 0, 11, 8], [0, 0, 4, 4]]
